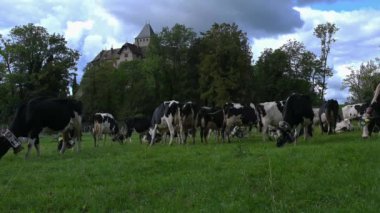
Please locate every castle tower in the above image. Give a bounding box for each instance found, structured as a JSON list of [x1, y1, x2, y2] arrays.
[[134, 23, 155, 48]]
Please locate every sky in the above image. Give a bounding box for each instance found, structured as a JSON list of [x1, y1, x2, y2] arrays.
[[0, 0, 379, 103]]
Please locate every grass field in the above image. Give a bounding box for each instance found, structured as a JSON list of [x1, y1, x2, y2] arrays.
[[1, 128, 380, 212]]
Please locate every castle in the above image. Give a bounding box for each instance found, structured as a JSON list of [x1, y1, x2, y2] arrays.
[[91, 23, 155, 67]]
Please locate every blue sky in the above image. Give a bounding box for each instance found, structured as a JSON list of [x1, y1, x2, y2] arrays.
[[309, 0, 380, 11], [0, 0, 379, 103]]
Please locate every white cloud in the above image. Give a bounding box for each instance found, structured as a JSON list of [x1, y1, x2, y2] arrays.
[[252, 6, 380, 103], [65, 20, 94, 45]]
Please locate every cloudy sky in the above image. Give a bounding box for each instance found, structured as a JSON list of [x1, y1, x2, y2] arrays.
[[1, 0, 379, 103]]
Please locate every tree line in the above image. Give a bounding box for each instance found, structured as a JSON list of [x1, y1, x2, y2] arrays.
[[1, 22, 377, 124]]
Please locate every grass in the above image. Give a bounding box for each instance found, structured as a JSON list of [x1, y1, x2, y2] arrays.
[[0, 128, 380, 212]]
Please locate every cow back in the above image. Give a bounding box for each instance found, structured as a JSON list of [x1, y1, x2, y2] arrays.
[[283, 94, 314, 127]]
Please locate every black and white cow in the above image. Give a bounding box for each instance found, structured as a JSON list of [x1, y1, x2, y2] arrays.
[[319, 99, 340, 134], [342, 103, 369, 120], [256, 101, 285, 140], [124, 116, 151, 143], [223, 102, 259, 142], [5, 97, 82, 158], [335, 119, 353, 133], [276, 94, 314, 147], [148, 100, 182, 146], [362, 83, 380, 138], [197, 106, 224, 143], [181, 101, 198, 144], [92, 113, 122, 147]]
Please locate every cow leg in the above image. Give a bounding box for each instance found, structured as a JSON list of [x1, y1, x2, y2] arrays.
[[293, 124, 303, 145], [60, 132, 70, 154], [262, 123, 268, 141], [149, 126, 157, 146], [303, 119, 312, 140], [25, 138, 33, 159], [168, 125, 175, 146], [200, 127, 204, 143], [192, 127, 196, 144]]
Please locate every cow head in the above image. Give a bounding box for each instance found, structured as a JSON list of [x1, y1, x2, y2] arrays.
[[0, 129, 23, 157], [57, 136, 75, 151], [361, 102, 380, 139], [142, 131, 162, 144], [276, 121, 295, 147]]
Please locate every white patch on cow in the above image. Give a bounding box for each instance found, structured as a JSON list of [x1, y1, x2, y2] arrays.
[[97, 113, 114, 119], [232, 103, 243, 109], [165, 100, 179, 107], [312, 108, 320, 125], [25, 138, 37, 158], [259, 101, 284, 140], [336, 119, 353, 133]]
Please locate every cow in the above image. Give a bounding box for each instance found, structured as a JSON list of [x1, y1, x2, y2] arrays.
[[5, 97, 82, 158], [0, 129, 23, 159], [342, 103, 369, 120], [312, 108, 320, 126], [256, 101, 285, 140], [335, 119, 353, 133], [276, 94, 314, 147], [92, 113, 123, 147], [319, 99, 340, 134], [197, 106, 224, 143], [362, 83, 380, 138], [148, 100, 182, 146], [124, 116, 151, 143], [223, 102, 259, 142], [180, 101, 198, 144]]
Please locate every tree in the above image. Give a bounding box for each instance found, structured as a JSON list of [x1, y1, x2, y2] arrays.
[[0, 23, 79, 100], [252, 40, 321, 104], [147, 24, 198, 101], [79, 61, 118, 121], [343, 59, 380, 103], [313, 22, 339, 101], [198, 23, 252, 106]]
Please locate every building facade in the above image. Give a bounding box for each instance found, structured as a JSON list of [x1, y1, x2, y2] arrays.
[[90, 24, 155, 67]]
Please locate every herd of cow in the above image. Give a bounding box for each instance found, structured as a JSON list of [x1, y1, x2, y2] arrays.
[[2, 83, 380, 159]]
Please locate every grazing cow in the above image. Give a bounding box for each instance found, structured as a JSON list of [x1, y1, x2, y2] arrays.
[[7, 97, 82, 158], [180, 101, 198, 144], [197, 106, 224, 143], [319, 99, 340, 134], [362, 83, 380, 138], [256, 101, 285, 140], [276, 94, 314, 147], [92, 113, 122, 147], [223, 102, 259, 142], [335, 119, 353, 133], [148, 100, 182, 146], [124, 116, 151, 143], [342, 103, 369, 120], [0, 129, 23, 159]]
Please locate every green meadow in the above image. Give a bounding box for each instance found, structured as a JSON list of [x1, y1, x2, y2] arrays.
[[1, 129, 379, 212]]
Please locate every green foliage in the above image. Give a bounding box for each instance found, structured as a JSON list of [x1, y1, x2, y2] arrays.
[[149, 24, 198, 101], [0, 23, 79, 123], [199, 23, 253, 106], [313, 22, 339, 100], [252, 43, 319, 103], [343, 59, 380, 103], [1, 130, 380, 212]]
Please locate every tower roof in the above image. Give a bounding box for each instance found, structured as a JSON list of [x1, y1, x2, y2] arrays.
[[136, 24, 155, 39]]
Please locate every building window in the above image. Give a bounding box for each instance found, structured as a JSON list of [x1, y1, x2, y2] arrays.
[[125, 53, 128, 57]]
